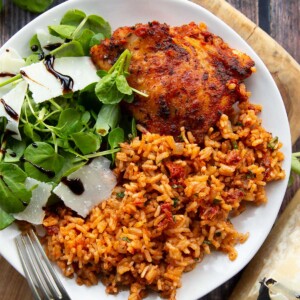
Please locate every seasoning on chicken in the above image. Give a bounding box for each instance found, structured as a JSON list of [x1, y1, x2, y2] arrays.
[[91, 21, 255, 143]]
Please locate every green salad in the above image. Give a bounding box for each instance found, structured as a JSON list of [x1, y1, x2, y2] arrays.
[[0, 9, 146, 229]]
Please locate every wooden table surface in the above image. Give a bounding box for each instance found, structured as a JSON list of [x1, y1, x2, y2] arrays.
[[0, 0, 299, 299]]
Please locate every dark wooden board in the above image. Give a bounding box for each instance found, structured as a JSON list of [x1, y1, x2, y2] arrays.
[[0, 1, 299, 299]]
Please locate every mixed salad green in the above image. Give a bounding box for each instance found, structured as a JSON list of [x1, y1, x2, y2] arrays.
[[0, 0, 53, 14], [0, 9, 146, 229]]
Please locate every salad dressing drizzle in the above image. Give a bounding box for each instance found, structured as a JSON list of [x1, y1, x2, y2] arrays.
[[43, 55, 74, 93], [0, 98, 19, 121]]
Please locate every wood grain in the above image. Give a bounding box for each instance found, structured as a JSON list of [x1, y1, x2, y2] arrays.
[[230, 188, 300, 299], [227, 0, 258, 24], [194, 0, 300, 145], [270, 0, 300, 62], [0, 256, 32, 300]]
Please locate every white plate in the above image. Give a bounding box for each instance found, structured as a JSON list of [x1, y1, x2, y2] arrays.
[[0, 0, 291, 299]]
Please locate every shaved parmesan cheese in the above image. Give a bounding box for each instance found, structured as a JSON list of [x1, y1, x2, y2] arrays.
[[13, 178, 52, 224], [0, 80, 28, 140], [36, 29, 64, 54], [0, 48, 26, 98], [53, 157, 116, 217], [20, 57, 99, 103], [0, 48, 26, 74]]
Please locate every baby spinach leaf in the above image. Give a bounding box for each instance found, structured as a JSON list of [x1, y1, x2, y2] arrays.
[[123, 93, 134, 103], [3, 137, 26, 163], [23, 123, 41, 142], [116, 74, 133, 95], [74, 29, 94, 55], [60, 9, 86, 27], [24, 142, 64, 182], [0, 0, 2, 12], [71, 131, 101, 154], [83, 15, 111, 38], [56, 138, 70, 149], [95, 71, 123, 104], [81, 111, 91, 125], [97, 70, 108, 78], [50, 40, 84, 57], [0, 163, 32, 213], [108, 127, 124, 150], [48, 25, 76, 39], [56, 108, 82, 136], [0, 207, 14, 230], [26, 54, 41, 65], [29, 34, 42, 53], [89, 33, 105, 48], [13, 0, 53, 13], [54, 150, 85, 179], [78, 83, 101, 112], [95, 104, 120, 136]]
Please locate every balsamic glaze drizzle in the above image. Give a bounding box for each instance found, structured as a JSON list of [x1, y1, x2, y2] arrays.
[[43, 43, 63, 51], [0, 175, 28, 206], [0, 72, 15, 77], [21, 157, 55, 179], [0, 98, 19, 121], [43, 55, 74, 93], [61, 177, 85, 195]]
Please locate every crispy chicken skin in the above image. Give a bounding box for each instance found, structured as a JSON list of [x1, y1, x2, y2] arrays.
[[91, 21, 255, 142]]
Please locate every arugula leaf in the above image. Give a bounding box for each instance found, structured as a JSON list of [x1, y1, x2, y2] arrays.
[[71, 132, 101, 155], [24, 142, 64, 182], [0, 163, 32, 213], [0, 207, 14, 230], [13, 0, 53, 13]]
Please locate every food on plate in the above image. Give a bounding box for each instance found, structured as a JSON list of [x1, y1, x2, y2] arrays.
[[0, 8, 285, 300], [91, 21, 255, 142], [43, 100, 285, 299]]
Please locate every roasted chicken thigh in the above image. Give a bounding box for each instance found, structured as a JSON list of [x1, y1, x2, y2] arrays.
[[91, 21, 255, 142]]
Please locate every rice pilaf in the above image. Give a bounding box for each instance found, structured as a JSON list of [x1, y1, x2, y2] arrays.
[[43, 99, 285, 300]]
